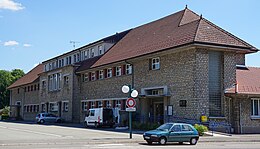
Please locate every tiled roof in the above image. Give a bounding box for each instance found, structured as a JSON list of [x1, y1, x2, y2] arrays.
[[92, 8, 257, 68], [7, 64, 43, 89], [75, 56, 102, 73], [225, 67, 260, 95]]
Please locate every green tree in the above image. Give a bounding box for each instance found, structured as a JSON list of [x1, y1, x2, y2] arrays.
[[0, 69, 24, 109]]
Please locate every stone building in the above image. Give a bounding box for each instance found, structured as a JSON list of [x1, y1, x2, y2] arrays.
[[8, 7, 259, 133]]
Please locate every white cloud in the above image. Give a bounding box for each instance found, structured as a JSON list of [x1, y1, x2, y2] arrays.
[[23, 43, 31, 47], [4, 40, 19, 46], [0, 0, 24, 11]]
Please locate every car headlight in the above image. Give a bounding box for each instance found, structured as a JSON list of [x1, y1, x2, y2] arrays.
[[151, 135, 158, 137]]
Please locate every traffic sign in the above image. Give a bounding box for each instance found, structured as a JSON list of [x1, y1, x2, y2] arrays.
[[126, 98, 136, 108]]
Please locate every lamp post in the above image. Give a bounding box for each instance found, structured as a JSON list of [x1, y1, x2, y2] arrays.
[[122, 85, 138, 139]]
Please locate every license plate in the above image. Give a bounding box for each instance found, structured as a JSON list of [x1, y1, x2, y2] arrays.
[[145, 136, 150, 139]]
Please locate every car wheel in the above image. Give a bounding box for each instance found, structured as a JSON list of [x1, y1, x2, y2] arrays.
[[158, 137, 167, 145], [84, 122, 88, 128], [57, 119, 61, 123], [146, 141, 152, 145], [190, 138, 198, 145], [40, 119, 45, 124], [179, 142, 183, 145]]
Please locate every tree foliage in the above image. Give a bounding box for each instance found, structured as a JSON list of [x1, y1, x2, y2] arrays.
[[0, 69, 24, 109]]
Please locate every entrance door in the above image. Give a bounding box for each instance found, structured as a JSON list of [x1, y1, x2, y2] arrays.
[[154, 102, 164, 124]]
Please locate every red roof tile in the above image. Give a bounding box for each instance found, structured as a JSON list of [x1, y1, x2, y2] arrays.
[[7, 64, 43, 89], [225, 67, 260, 94], [92, 8, 257, 68]]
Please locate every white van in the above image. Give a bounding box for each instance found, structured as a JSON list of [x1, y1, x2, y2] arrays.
[[84, 108, 115, 128]]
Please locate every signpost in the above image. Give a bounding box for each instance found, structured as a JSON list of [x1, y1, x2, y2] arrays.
[[122, 85, 138, 139]]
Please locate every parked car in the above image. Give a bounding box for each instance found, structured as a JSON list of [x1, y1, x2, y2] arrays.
[[84, 108, 115, 128], [36, 113, 62, 124], [143, 123, 199, 145]]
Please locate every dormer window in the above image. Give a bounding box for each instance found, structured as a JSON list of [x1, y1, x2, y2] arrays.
[[98, 46, 103, 55], [91, 49, 95, 57]]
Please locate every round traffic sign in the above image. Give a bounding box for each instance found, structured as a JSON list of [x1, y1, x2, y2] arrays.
[[126, 98, 136, 108]]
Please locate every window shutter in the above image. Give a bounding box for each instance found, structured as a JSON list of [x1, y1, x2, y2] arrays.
[[113, 100, 116, 108], [122, 65, 126, 75], [112, 67, 116, 76], [103, 69, 107, 78], [103, 101, 106, 108], [149, 59, 152, 70], [120, 100, 124, 110], [88, 102, 91, 110], [88, 72, 91, 81], [96, 71, 99, 80]]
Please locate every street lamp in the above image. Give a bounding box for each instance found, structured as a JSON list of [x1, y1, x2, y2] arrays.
[[122, 85, 138, 139]]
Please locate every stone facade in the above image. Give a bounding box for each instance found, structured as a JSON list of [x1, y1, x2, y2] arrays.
[[10, 82, 40, 121]]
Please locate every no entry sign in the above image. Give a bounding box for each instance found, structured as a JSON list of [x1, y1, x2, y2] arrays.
[[126, 98, 136, 108]]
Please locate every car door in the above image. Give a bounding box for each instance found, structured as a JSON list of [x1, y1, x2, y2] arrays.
[[49, 114, 56, 123], [168, 124, 182, 142], [180, 124, 194, 142]]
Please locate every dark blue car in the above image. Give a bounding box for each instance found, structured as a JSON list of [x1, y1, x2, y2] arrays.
[[143, 123, 199, 145]]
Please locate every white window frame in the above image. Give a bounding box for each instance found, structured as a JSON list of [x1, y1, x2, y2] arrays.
[[116, 66, 121, 76], [98, 101, 103, 108], [99, 70, 104, 80], [115, 100, 121, 108], [91, 48, 95, 57], [50, 102, 58, 112], [82, 101, 88, 111], [83, 73, 88, 82], [91, 72, 96, 81], [151, 57, 160, 70], [91, 101, 95, 108], [106, 101, 111, 108], [107, 68, 112, 78], [126, 64, 132, 75], [63, 101, 69, 112], [251, 98, 260, 117], [98, 45, 103, 55]]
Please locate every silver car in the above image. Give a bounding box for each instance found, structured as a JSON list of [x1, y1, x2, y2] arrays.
[[36, 113, 62, 124]]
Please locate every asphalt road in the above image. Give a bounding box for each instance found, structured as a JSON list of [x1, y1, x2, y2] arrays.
[[1, 121, 260, 149]]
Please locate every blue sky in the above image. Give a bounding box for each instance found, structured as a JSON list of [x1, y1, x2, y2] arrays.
[[0, 0, 259, 73]]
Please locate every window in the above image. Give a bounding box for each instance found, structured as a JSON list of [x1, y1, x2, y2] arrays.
[[182, 125, 193, 131], [42, 80, 46, 89], [62, 59, 64, 67], [91, 101, 95, 108], [91, 72, 96, 81], [83, 73, 88, 82], [74, 54, 77, 63], [77, 53, 80, 62], [82, 102, 88, 111], [126, 64, 132, 75], [99, 70, 104, 80], [90, 110, 95, 116], [115, 100, 121, 108], [106, 101, 111, 108], [98, 101, 102, 108], [251, 99, 260, 116], [91, 48, 95, 57], [179, 100, 187, 107], [171, 125, 181, 132], [17, 88, 20, 94], [151, 57, 160, 70], [50, 102, 58, 112], [41, 104, 46, 112], [31, 85, 33, 91], [116, 66, 121, 76], [16, 101, 21, 106], [98, 46, 103, 55], [58, 59, 62, 67], [63, 102, 69, 112], [34, 85, 37, 91], [48, 73, 61, 91], [64, 76, 69, 85], [107, 68, 112, 78]]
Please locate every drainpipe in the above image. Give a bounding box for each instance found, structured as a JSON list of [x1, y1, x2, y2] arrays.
[[239, 101, 242, 134]]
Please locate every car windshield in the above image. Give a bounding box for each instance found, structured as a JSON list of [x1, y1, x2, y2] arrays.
[[156, 123, 173, 131]]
